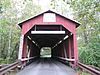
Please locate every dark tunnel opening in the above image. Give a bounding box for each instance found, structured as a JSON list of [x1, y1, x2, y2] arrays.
[[23, 25, 74, 64]]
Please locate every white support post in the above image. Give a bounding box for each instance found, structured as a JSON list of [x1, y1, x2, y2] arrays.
[[18, 35, 24, 60]]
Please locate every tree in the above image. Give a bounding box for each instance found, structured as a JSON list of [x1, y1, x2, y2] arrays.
[[50, 0, 73, 18], [70, 0, 100, 67], [0, 0, 42, 64]]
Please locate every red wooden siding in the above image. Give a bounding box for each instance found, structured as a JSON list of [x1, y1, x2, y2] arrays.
[[22, 14, 76, 35]]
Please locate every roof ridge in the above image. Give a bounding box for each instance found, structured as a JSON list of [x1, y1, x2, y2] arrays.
[[18, 10, 80, 28]]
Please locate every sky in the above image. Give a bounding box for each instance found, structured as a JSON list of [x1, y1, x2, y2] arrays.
[[13, 0, 73, 19], [34, 0, 51, 10], [13, 0, 51, 14], [35, 0, 73, 19]]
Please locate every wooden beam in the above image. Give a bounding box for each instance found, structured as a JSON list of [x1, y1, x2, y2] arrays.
[[31, 31, 65, 34], [18, 35, 24, 60], [55, 56, 75, 61]]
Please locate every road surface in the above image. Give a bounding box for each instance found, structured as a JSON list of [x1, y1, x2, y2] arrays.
[[17, 58, 76, 75]]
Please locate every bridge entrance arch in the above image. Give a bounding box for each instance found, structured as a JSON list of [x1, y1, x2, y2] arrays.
[[18, 10, 80, 68]]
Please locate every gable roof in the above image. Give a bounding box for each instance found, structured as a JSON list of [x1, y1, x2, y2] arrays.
[[18, 10, 80, 28]]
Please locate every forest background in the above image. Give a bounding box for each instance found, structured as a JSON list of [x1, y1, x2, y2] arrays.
[[0, 0, 100, 68]]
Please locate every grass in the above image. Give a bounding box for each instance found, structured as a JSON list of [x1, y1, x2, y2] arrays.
[[77, 69, 91, 75], [5, 69, 20, 75]]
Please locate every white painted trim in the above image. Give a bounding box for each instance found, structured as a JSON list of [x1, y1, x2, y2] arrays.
[[63, 35, 68, 40], [54, 56, 75, 61], [58, 57, 75, 61], [18, 35, 24, 60], [21, 56, 37, 61], [31, 31, 65, 34]]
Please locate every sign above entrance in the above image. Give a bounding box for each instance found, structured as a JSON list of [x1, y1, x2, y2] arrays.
[[43, 13, 56, 22]]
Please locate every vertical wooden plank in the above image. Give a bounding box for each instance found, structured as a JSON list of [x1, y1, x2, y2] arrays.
[[70, 35, 74, 59], [69, 37, 72, 59], [18, 35, 24, 60], [22, 36, 27, 59], [65, 39, 69, 58], [73, 32, 78, 67], [68, 36, 72, 66], [63, 43, 67, 58]]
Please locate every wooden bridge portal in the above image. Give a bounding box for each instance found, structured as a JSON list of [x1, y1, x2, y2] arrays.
[[18, 10, 80, 71]]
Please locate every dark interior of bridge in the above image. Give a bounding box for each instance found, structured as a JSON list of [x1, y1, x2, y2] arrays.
[[17, 25, 76, 75], [24, 25, 74, 61]]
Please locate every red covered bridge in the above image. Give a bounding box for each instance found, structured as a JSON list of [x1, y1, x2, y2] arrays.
[[1, 10, 100, 75], [17, 10, 80, 75]]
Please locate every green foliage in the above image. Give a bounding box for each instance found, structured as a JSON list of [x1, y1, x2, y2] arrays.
[[40, 47, 51, 57], [0, 0, 99, 69], [77, 69, 91, 75], [70, 0, 100, 68], [50, 0, 72, 15], [50, 0, 100, 68], [0, 0, 41, 64]]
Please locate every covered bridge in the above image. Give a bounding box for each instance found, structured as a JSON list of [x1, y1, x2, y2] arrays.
[[17, 10, 80, 75]]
